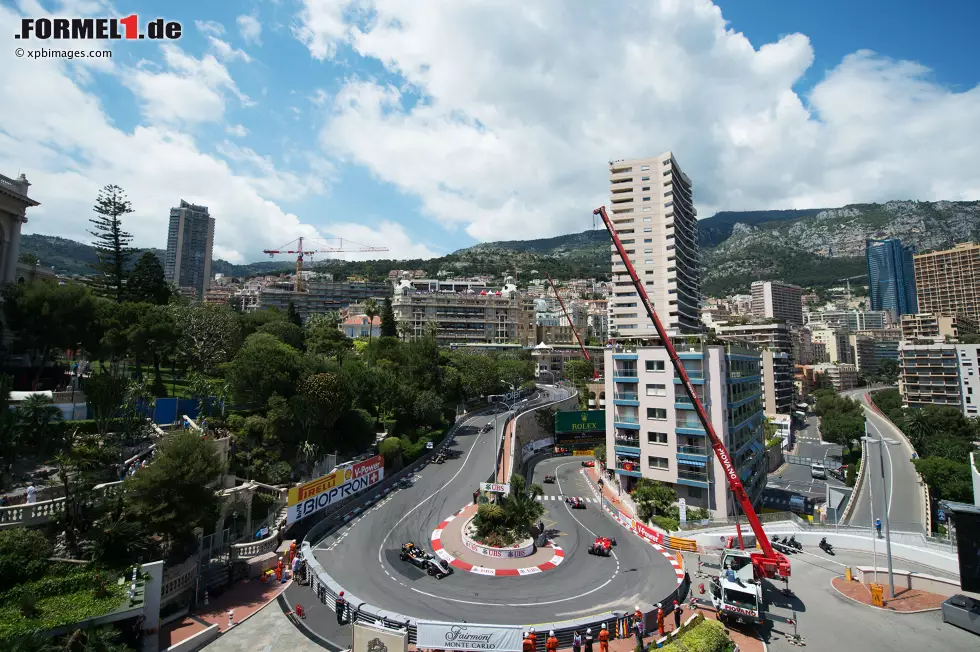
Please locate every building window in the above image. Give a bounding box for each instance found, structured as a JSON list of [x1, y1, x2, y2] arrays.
[[647, 407, 667, 420], [687, 487, 703, 499], [644, 248, 653, 254], [641, 165, 650, 171], [665, 201, 673, 208], [641, 176, 650, 181], [663, 160, 670, 166], [644, 238, 652, 242], [646, 360, 665, 372], [648, 431, 668, 445], [642, 186, 650, 191], [648, 456, 669, 470], [646, 383, 666, 397], [644, 259, 653, 265], [642, 196, 651, 201], [642, 207, 651, 212], [643, 217, 652, 222]]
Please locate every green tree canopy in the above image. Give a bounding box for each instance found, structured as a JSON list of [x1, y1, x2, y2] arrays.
[[380, 297, 397, 338], [225, 333, 302, 405], [126, 252, 171, 305], [913, 456, 973, 503], [286, 301, 303, 326], [123, 430, 224, 556], [173, 303, 243, 373], [1, 280, 100, 386], [87, 184, 134, 302], [631, 478, 677, 523], [257, 319, 305, 350]]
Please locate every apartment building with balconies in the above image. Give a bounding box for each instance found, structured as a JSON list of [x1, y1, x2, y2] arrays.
[[900, 312, 978, 343], [914, 242, 980, 323], [762, 349, 795, 415], [392, 280, 530, 346], [607, 153, 700, 336], [811, 328, 852, 364], [604, 341, 766, 519], [957, 344, 980, 418], [712, 321, 794, 355], [812, 363, 859, 391], [805, 309, 889, 331], [848, 333, 877, 376], [899, 343, 962, 410], [751, 281, 803, 325]]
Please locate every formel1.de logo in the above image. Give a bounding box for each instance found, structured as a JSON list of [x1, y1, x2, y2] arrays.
[[15, 15, 182, 41]]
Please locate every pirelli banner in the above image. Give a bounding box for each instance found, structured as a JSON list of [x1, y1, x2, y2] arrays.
[[287, 455, 384, 525]]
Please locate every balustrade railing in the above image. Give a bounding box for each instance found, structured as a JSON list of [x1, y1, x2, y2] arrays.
[[614, 414, 639, 424], [613, 393, 638, 400], [231, 531, 280, 561], [677, 445, 707, 456]]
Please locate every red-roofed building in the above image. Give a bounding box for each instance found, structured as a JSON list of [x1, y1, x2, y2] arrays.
[[343, 315, 381, 339]]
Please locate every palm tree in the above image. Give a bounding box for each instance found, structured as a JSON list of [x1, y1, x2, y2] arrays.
[[501, 474, 545, 538], [396, 321, 413, 342], [17, 393, 64, 453], [902, 409, 934, 454], [363, 299, 380, 343]]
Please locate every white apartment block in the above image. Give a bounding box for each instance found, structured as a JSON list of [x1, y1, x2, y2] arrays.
[[713, 321, 794, 355], [805, 309, 889, 331], [957, 344, 980, 418], [607, 153, 700, 337], [812, 363, 859, 391], [811, 328, 852, 364], [761, 350, 795, 415], [900, 342, 980, 418], [900, 312, 978, 343], [604, 342, 766, 518], [751, 281, 803, 325]]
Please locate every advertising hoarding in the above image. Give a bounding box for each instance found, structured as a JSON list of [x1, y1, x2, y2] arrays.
[[286, 455, 385, 525], [572, 449, 595, 456], [480, 482, 510, 494], [554, 410, 605, 433], [416, 621, 523, 652]]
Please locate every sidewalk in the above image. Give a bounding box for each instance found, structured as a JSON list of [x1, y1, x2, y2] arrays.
[[584, 464, 637, 518], [831, 577, 946, 612], [160, 577, 290, 648]]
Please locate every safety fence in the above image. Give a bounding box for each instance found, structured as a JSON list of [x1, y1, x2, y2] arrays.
[[294, 390, 691, 651]]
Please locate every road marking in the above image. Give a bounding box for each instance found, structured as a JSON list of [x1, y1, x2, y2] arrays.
[[376, 414, 496, 567]]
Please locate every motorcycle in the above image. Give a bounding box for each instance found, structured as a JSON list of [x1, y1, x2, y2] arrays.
[[819, 537, 835, 555], [788, 535, 803, 551], [780, 536, 796, 553]]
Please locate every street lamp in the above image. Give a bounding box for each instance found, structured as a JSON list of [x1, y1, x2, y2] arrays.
[[861, 432, 900, 598]]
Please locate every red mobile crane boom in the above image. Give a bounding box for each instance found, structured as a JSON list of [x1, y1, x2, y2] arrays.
[[545, 274, 593, 368], [594, 206, 790, 580]]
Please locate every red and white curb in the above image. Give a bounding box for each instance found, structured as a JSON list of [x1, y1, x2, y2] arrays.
[[430, 504, 565, 576], [582, 470, 684, 586]]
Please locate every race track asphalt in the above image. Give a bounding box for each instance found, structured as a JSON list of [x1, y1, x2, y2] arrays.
[[311, 395, 678, 626]]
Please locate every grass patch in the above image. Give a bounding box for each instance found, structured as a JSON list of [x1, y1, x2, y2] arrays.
[[0, 568, 129, 641]]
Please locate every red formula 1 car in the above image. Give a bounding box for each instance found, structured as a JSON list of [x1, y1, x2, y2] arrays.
[[588, 536, 617, 557]]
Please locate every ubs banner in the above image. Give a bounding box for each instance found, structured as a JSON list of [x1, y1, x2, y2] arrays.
[[416, 621, 523, 652], [287, 455, 384, 525], [554, 409, 605, 447]]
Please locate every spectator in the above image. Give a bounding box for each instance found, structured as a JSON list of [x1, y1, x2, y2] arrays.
[[26, 483, 36, 504]]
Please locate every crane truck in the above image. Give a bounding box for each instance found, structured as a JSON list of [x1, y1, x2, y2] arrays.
[[593, 206, 790, 611]]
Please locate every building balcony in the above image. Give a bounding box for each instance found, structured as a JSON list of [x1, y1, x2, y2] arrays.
[[615, 434, 640, 446], [673, 377, 704, 385], [677, 445, 708, 457], [615, 445, 641, 457], [614, 375, 639, 384], [614, 392, 638, 401], [613, 395, 640, 407], [614, 461, 643, 477], [612, 353, 638, 360], [676, 420, 706, 434], [676, 469, 709, 487]]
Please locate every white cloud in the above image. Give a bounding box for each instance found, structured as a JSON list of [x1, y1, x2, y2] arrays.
[[215, 140, 334, 201], [297, 0, 980, 241], [318, 220, 441, 261], [194, 19, 225, 37], [0, 3, 395, 267], [237, 13, 263, 45], [122, 45, 250, 126], [226, 124, 249, 137], [293, 0, 350, 60], [206, 35, 252, 63]]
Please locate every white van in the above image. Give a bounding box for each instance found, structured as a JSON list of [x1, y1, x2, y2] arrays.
[[810, 462, 826, 479]]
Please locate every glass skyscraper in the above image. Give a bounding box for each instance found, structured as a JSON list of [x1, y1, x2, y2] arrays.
[[866, 238, 917, 318]]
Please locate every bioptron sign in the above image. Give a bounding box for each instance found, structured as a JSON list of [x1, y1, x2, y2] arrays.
[[287, 455, 384, 525]]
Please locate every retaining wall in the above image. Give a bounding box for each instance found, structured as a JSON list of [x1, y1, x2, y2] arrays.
[[853, 566, 961, 597]]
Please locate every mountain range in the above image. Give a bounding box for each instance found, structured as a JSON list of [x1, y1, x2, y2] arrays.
[[20, 200, 980, 297]]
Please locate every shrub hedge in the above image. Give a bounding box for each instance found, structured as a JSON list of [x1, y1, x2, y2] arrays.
[[659, 619, 730, 652]]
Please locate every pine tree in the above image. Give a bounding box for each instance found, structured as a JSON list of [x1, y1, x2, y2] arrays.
[[380, 297, 397, 337], [88, 184, 135, 302], [287, 301, 303, 326], [127, 252, 172, 305]]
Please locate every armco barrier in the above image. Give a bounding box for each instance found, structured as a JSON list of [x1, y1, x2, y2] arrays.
[[295, 389, 688, 651]]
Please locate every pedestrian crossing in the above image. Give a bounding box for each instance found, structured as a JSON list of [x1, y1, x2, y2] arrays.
[[536, 495, 598, 503]]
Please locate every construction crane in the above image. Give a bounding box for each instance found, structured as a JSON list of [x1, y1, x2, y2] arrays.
[[545, 274, 598, 380], [594, 205, 790, 582], [262, 237, 389, 292]]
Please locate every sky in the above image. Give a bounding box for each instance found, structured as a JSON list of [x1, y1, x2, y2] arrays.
[[2, 0, 979, 265]]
